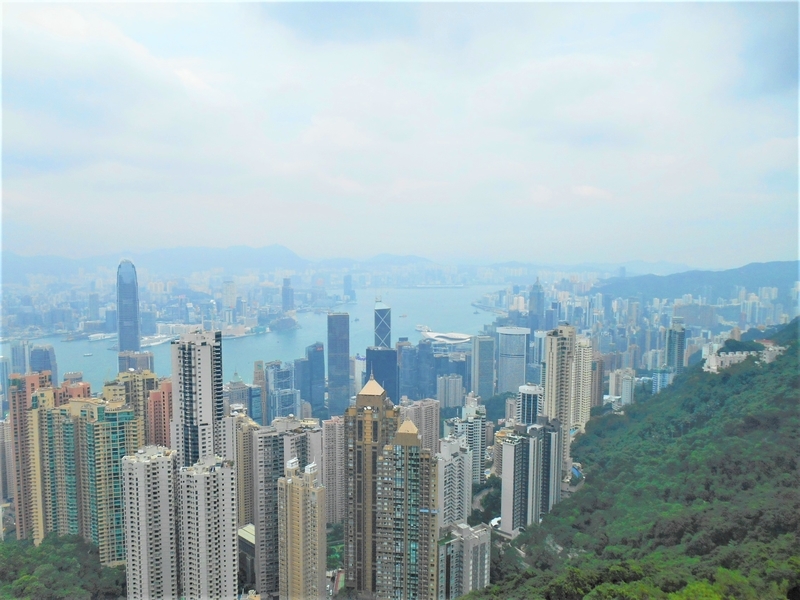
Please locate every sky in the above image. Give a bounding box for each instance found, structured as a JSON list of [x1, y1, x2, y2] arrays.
[[2, 3, 797, 269]]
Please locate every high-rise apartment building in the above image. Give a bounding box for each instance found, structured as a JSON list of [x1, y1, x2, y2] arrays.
[[399, 398, 440, 453], [123, 446, 179, 600], [437, 374, 465, 409], [591, 355, 605, 408], [375, 420, 438, 600], [254, 360, 268, 425], [344, 377, 402, 596], [322, 416, 346, 525], [516, 385, 544, 425], [147, 379, 172, 448], [217, 409, 261, 527], [666, 318, 686, 376], [497, 327, 530, 394], [572, 337, 593, 431], [543, 325, 576, 476], [471, 336, 495, 400], [443, 394, 486, 485], [277, 458, 326, 600], [499, 420, 562, 538], [436, 436, 472, 533], [327, 313, 351, 416], [170, 330, 224, 468], [178, 456, 238, 600], [0, 420, 11, 502], [29, 346, 58, 386], [365, 346, 398, 402], [107, 368, 158, 444], [117, 259, 141, 352], [437, 523, 491, 600], [374, 299, 391, 349], [621, 370, 636, 405]]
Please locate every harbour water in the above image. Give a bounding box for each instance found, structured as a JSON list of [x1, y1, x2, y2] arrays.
[[2, 286, 499, 392]]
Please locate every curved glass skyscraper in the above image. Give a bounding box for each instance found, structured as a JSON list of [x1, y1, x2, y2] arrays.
[[116, 259, 141, 352]]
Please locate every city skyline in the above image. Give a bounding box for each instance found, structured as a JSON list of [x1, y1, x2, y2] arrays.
[[3, 3, 797, 267]]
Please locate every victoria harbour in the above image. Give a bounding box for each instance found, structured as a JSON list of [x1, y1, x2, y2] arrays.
[[3, 286, 499, 391]]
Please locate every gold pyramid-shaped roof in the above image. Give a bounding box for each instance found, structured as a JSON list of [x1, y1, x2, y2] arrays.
[[359, 374, 385, 397], [397, 419, 418, 435]]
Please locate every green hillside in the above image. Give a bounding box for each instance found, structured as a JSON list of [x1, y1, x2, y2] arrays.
[[469, 319, 800, 600]]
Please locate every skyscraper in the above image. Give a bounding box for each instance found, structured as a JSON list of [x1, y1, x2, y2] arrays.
[[436, 436, 472, 532], [118, 351, 154, 372], [10, 340, 30, 375], [437, 523, 491, 599], [375, 419, 438, 600], [327, 313, 350, 416], [178, 456, 238, 600], [117, 259, 141, 352], [282, 278, 295, 312], [343, 274, 356, 302], [572, 337, 593, 431], [543, 325, 576, 476], [528, 278, 545, 332], [397, 339, 418, 400], [365, 346, 398, 402], [516, 384, 544, 425], [170, 330, 224, 468], [497, 327, 530, 394], [666, 317, 686, 376], [344, 378, 402, 596], [306, 342, 325, 415], [147, 380, 172, 448], [123, 446, 179, 600], [591, 355, 605, 408], [322, 416, 346, 525], [374, 299, 391, 348], [471, 336, 495, 400], [399, 397, 440, 453], [437, 374, 465, 409], [443, 394, 487, 485], [277, 458, 326, 600], [29, 345, 58, 386]]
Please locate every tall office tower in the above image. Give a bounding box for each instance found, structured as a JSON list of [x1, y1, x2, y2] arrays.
[[471, 336, 495, 400], [8, 372, 52, 540], [217, 409, 260, 526], [117, 259, 141, 352], [322, 416, 346, 524], [305, 342, 325, 415], [147, 379, 172, 448], [267, 362, 301, 422], [0, 356, 10, 409], [344, 378, 402, 597], [171, 330, 224, 468], [88, 292, 100, 320], [343, 274, 356, 301], [621, 370, 636, 405], [178, 456, 238, 600], [528, 278, 546, 331], [397, 339, 418, 400], [443, 395, 487, 485], [436, 436, 472, 532], [222, 280, 237, 310], [498, 420, 562, 538], [516, 385, 544, 425], [327, 313, 350, 416], [122, 446, 179, 600], [10, 341, 30, 377], [590, 355, 605, 408], [417, 339, 437, 398], [497, 327, 530, 394], [253, 361, 268, 424], [665, 317, 686, 376], [253, 421, 323, 595], [29, 345, 58, 386], [572, 337, 593, 431], [365, 346, 398, 402], [437, 523, 491, 600], [374, 299, 391, 348], [281, 278, 295, 312], [118, 350, 155, 372], [399, 398, 440, 453], [295, 357, 311, 408], [543, 325, 576, 476], [375, 420, 438, 600], [437, 374, 464, 409], [110, 369, 158, 444], [277, 459, 326, 600]]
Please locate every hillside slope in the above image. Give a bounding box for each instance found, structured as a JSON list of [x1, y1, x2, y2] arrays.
[[470, 319, 800, 600]]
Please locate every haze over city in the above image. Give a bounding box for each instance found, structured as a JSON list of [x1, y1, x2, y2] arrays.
[[3, 3, 797, 268]]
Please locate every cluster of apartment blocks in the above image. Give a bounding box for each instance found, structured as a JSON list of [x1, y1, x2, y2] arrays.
[[1, 329, 491, 600]]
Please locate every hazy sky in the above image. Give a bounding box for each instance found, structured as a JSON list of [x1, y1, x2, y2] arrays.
[[3, 3, 797, 268]]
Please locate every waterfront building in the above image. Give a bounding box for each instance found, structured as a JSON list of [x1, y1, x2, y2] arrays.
[[117, 259, 141, 352], [122, 446, 179, 600], [327, 313, 350, 416], [178, 456, 238, 600], [118, 351, 154, 373], [277, 458, 326, 600], [497, 327, 530, 394]]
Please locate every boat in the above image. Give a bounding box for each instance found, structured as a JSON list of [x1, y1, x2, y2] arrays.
[[83, 353, 93, 357], [415, 325, 431, 332], [400, 314, 408, 318]]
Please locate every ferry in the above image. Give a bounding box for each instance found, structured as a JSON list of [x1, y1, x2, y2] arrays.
[[83, 353, 93, 357]]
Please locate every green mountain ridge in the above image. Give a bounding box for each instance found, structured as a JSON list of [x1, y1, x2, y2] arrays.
[[469, 318, 800, 600]]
